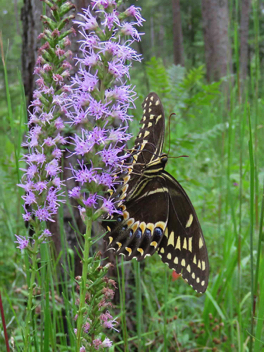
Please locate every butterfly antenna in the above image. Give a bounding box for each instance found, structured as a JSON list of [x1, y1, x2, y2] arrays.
[[167, 113, 176, 156], [168, 155, 189, 159]]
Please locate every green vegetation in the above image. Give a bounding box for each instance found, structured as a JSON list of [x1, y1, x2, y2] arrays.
[[0, 0, 264, 351]]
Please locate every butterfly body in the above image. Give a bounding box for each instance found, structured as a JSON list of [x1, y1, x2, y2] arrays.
[[103, 93, 209, 293]]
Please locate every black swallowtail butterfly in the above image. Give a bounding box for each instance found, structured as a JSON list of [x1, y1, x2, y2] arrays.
[[103, 92, 209, 293]]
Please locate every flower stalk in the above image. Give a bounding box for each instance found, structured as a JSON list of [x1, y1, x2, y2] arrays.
[[17, 0, 75, 348], [63, 0, 144, 349], [23, 235, 39, 351], [76, 216, 93, 350]]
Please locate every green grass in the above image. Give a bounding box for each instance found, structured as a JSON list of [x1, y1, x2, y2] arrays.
[[1, 6, 264, 352]]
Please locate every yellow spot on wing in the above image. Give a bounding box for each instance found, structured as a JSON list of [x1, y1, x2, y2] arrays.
[[123, 175, 130, 184], [186, 214, 193, 228], [122, 184, 128, 193], [201, 280, 205, 286], [160, 247, 165, 254], [193, 255, 197, 264], [174, 257, 178, 264], [183, 238, 187, 249], [126, 247, 132, 255], [202, 261, 206, 270], [199, 237, 203, 248], [181, 259, 186, 266], [150, 96, 154, 101], [150, 114, 155, 119], [168, 231, 175, 246], [131, 221, 139, 232], [146, 222, 155, 234], [198, 260, 201, 269], [123, 211, 129, 220], [175, 236, 181, 250], [187, 264, 191, 273], [127, 218, 134, 227], [155, 221, 166, 231], [192, 272, 195, 279], [148, 108, 152, 113], [109, 236, 113, 244], [107, 226, 111, 232], [188, 237, 193, 252], [140, 222, 146, 233], [196, 277, 200, 283], [155, 115, 162, 123], [155, 100, 160, 105], [150, 241, 158, 248], [165, 228, 169, 238], [116, 242, 122, 249], [137, 248, 144, 256], [167, 253, 171, 260], [143, 115, 146, 121], [148, 122, 152, 128], [144, 130, 150, 138]]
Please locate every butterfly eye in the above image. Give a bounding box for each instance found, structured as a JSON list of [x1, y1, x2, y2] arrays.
[[117, 216, 123, 222], [161, 155, 168, 165]]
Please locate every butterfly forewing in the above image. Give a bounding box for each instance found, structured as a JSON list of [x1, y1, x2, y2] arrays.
[[108, 92, 165, 213], [133, 92, 165, 165], [102, 92, 209, 294]]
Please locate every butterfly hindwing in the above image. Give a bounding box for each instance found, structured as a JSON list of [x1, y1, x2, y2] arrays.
[[157, 171, 209, 293], [104, 176, 169, 261]]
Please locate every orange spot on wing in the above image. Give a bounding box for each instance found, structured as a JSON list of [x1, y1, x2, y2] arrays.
[[172, 271, 181, 281]]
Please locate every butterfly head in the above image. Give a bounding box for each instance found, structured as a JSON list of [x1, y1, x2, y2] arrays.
[[160, 153, 168, 167]]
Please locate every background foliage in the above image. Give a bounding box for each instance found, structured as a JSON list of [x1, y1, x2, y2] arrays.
[[1, 0, 264, 351]]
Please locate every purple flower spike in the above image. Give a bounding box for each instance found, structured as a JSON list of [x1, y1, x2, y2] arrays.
[[125, 6, 145, 27], [83, 193, 98, 208], [63, 3, 144, 219], [17, 2, 74, 239], [15, 235, 29, 251], [69, 187, 81, 199], [101, 338, 112, 347]]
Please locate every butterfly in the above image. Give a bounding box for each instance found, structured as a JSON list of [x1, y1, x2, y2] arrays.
[[103, 92, 209, 293]]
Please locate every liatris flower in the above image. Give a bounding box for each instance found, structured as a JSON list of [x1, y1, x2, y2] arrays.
[[74, 254, 117, 350], [64, 2, 144, 349], [63, 1, 144, 221], [17, 1, 75, 245], [17, 2, 75, 350]]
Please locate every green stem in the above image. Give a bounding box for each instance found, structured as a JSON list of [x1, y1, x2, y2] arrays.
[[23, 239, 39, 352], [76, 216, 93, 352], [248, 104, 255, 352]]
